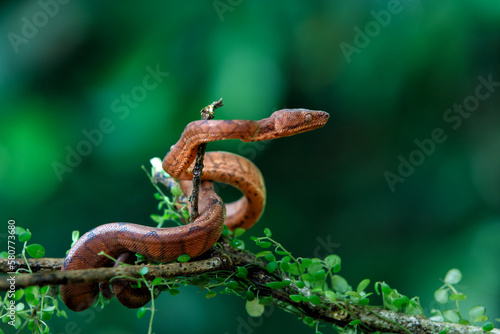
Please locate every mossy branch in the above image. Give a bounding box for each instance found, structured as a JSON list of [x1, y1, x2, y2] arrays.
[[1, 249, 498, 334]]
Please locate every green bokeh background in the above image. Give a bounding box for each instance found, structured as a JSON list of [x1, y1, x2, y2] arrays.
[[1, 1, 500, 333]]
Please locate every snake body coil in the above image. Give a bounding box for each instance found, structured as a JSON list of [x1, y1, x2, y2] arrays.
[[60, 109, 329, 311]]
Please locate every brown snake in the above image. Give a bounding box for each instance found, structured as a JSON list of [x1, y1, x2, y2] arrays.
[[60, 109, 329, 311]]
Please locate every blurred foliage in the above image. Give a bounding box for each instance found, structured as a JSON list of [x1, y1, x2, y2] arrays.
[[1, 0, 499, 333]]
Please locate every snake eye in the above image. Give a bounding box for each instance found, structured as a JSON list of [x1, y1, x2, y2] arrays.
[[305, 113, 312, 123]]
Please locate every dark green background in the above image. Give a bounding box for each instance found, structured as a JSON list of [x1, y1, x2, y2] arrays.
[[1, 1, 500, 333]]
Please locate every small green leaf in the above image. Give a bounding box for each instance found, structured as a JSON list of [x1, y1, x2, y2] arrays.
[[150, 214, 163, 224], [258, 296, 273, 305], [332, 275, 349, 294], [349, 319, 361, 326], [245, 291, 255, 301], [246, 298, 265, 317], [449, 293, 466, 301], [304, 316, 314, 324], [263, 228, 272, 237], [296, 281, 305, 289], [266, 261, 278, 273], [290, 294, 303, 302], [280, 261, 290, 272], [234, 228, 246, 238], [171, 186, 182, 198], [15, 226, 26, 235], [236, 267, 248, 278], [325, 291, 337, 301], [474, 315, 489, 323], [256, 251, 272, 258], [443, 309, 460, 323], [256, 240, 272, 248], [265, 253, 276, 262], [434, 288, 449, 304], [275, 249, 291, 256], [152, 277, 163, 286], [325, 254, 341, 268], [0, 251, 8, 258], [381, 282, 392, 295], [137, 307, 146, 319], [468, 305, 486, 320], [359, 298, 370, 306], [393, 296, 409, 309], [18, 231, 31, 242], [26, 244, 45, 258], [300, 258, 312, 268], [205, 291, 217, 299], [139, 266, 149, 275], [444, 269, 462, 284], [309, 295, 321, 305], [168, 289, 180, 296], [266, 282, 284, 289], [357, 279, 370, 293], [177, 254, 190, 262], [226, 281, 240, 290], [482, 322, 495, 331]]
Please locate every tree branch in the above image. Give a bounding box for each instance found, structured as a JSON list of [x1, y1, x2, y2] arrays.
[[1, 245, 497, 334]]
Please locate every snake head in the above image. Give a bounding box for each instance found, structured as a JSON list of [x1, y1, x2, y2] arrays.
[[272, 109, 329, 136]]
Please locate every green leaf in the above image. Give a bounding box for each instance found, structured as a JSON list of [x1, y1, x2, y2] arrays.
[[137, 307, 146, 319], [266, 282, 284, 289], [359, 298, 370, 306], [18, 231, 31, 242], [482, 322, 495, 331], [226, 281, 240, 290], [393, 296, 409, 309], [275, 249, 291, 256], [177, 254, 190, 262], [245, 291, 255, 301], [152, 277, 163, 286], [349, 319, 361, 326], [168, 289, 180, 296], [139, 266, 149, 275], [468, 305, 486, 320], [443, 309, 460, 323], [205, 291, 217, 299], [25, 287, 40, 306], [0, 251, 8, 258], [266, 261, 278, 273], [444, 269, 462, 284], [234, 228, 246, 238], [280, 261, 290, 272], [26, 244, 45, 258], [357, 279, 371, 293], [264, 253, 276, 262], [380, 282, 392, 295], [474, 315, 489, 323], [150, 214, 163, 224], [236, 267, 248, 278], [256, 240, 272, 248], [295, 281, 305, 289], [325, 254, 341, 268], [290, 294, 303, 302], [434, 288, 449, 304], [263, 228, 272, 237], [258, 296, 273, 305], [325, 291, 337, 301], [332, 275, 349, 294], [300, 258, 312, 268], [449, 293, 466, 301], [309, 295, 321, 305], [256, 251, 272, 258], [15, 226, 26, 235], [304, 316, 314, 324], [171, 186, 182, 198], [246, 299, 265, 317]]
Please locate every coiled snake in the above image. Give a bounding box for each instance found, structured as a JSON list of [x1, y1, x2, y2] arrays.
[[60, 109, 329, 311]]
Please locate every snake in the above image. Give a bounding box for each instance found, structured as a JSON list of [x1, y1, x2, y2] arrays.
[[60, 108, 329, 312]]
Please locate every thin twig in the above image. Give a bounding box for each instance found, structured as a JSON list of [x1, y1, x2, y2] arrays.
[[189, 98, 224, 222]]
